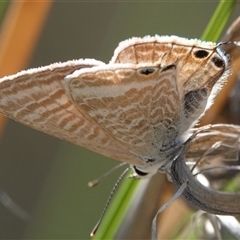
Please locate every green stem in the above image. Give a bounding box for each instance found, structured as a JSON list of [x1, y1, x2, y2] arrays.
[[94, 173, 139, 239], [0, 1, 9, 24], [201, 0, 236, 41]]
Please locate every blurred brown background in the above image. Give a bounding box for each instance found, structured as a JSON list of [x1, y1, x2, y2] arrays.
[[0, 2, 239, 239]]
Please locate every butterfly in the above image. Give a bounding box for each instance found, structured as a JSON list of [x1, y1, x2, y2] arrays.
[[0, 35, 229, 178]]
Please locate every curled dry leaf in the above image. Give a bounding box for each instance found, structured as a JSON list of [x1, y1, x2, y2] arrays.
[[171, 124, 240, 215]]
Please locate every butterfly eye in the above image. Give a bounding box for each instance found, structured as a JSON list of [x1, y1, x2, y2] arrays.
[[133, 166, 150, 177], [211, 56, 225, 68], [139, 68, 155, 75], [194, 49, 209, 58]]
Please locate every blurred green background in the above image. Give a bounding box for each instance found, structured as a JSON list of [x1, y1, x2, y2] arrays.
[[0, 2, 239, 239]]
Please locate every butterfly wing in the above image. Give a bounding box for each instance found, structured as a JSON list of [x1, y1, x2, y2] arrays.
[[62, 36, 229, 170], [0, 59, 142, 166], [62, 62, 181, 163], [0, 36, 230, 170]]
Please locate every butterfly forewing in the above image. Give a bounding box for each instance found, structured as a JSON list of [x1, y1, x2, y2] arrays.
[[0, 59, 142, 166]]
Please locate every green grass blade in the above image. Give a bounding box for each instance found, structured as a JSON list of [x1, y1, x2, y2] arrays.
[[0, 1, 9, 24], [201, 0, 236, 41], [93, 172, 139, 239]]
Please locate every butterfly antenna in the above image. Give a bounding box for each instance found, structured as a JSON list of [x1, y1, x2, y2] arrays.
[[217, 41, 240, 48], [90, 167, 130, 237], [88, 162, 127, 187]]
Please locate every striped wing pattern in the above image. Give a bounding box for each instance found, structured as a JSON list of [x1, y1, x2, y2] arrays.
[[62, 36, 228, 171], [0, 36, 229, 172], [0, 59, 142, 166]]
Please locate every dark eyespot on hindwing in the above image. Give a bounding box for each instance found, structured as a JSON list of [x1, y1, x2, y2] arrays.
[[212, 56, 225, 68], [194, 50, 209, 59]]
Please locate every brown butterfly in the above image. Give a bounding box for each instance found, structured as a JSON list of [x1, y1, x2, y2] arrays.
[[0, 35, 229, 178]]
